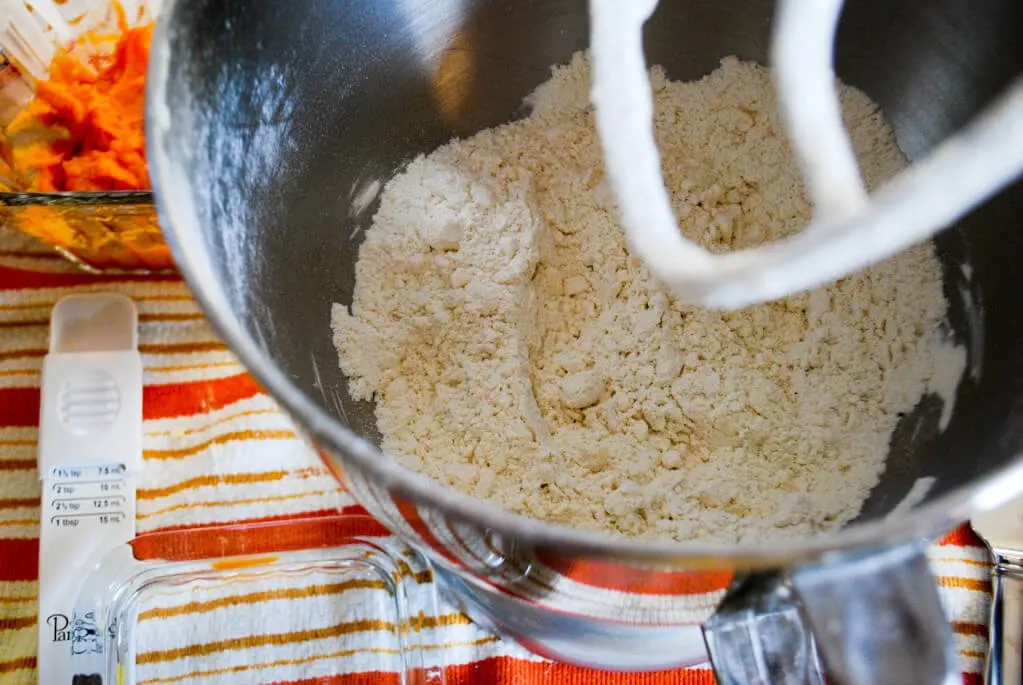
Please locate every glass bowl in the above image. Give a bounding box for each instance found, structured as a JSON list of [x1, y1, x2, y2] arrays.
[[0, 190, 166, 272], [0, 0, 170, 273]]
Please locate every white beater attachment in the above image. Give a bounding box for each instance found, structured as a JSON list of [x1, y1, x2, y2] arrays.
[[589, 0, 1023, 310]]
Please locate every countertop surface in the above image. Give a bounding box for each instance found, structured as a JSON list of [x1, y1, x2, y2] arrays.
[[0, 227, 993, 685]]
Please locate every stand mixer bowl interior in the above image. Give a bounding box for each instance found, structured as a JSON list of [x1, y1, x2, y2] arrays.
[[147, 0, 1023, 671]]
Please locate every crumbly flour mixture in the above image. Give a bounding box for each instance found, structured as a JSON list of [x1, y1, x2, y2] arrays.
[[332, 54, 964, 543]]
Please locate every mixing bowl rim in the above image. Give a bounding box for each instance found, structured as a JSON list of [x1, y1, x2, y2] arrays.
[[145, 0, 1023, 566]]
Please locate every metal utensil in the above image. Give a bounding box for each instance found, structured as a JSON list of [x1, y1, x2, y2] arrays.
[[589, 0, 1023, 310], [973, 498, 1023, 684]]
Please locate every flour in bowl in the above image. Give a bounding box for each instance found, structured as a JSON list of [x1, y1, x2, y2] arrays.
[[331, 53, 965, 543]]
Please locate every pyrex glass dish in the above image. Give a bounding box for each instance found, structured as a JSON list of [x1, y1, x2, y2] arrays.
[[73, 515, 447, 685]]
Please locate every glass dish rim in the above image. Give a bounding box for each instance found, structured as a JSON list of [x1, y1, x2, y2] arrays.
[[0, 190, 154, 207]]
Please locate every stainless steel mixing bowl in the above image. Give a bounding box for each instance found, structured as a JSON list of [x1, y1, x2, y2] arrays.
[[146, 0, 1023, 681]]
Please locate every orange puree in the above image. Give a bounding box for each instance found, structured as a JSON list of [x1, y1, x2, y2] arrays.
[[7, 6, 153, 192]]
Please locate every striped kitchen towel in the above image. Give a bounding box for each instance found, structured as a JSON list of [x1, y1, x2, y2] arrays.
[[0, 227, 993, 684]]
